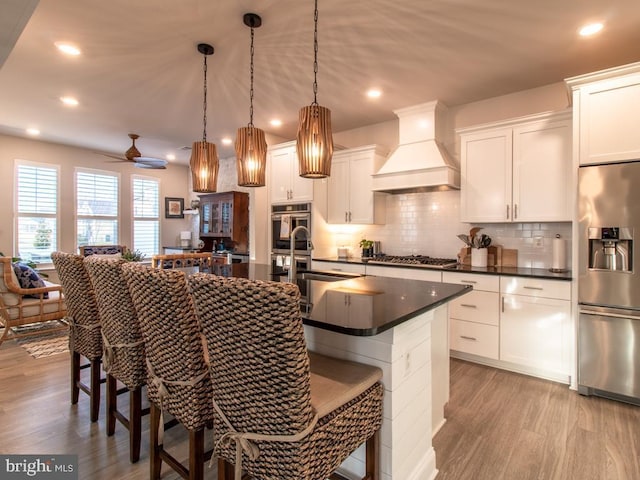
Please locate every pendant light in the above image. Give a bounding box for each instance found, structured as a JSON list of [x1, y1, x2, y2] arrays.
[[296, 0, 333, 178], [190, 43, 219, 193], [236, 13, 267, 187]]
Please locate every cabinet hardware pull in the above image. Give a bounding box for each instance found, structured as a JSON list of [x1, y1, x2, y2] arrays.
[[506, 204, 510, 220], [345, 211, 348, 222], [524, 286, 543, 290], [460, 280, 477, 284], [460, 304, 477, 308], [514, 204, 518, 219], [348, 211, 352, 222], [460, 335, 477, 341], [502, 296, 505, 312]]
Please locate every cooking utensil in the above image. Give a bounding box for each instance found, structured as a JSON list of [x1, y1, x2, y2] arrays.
[[457, 234, 472, 246]]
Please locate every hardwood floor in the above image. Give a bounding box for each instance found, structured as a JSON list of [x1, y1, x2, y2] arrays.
[[2, 342, 639, 480], [434, 359, 640, 480], [0, 341, 214, 479]]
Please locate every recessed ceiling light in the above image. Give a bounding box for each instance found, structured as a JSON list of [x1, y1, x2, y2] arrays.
[[26, 128, 40, 136], [579, 22, 604, 37], [166, 154, 176, 161], [270, 119, 282, 127], [367, 89, 382, 98], [60, 96, 79, 106], [55, 42, 81, 56], [221, 137, 233, 146]]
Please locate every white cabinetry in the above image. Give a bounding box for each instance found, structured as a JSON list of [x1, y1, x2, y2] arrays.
[[327, 145, 388, 224], [268, 141, 314, 204], [459, 111, 572, 223], [443, 272, 500, 360], [566, 62, 640, 165], [500, 277, 571, 380]]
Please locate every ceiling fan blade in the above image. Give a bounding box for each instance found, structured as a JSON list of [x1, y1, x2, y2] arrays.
[[97, 152, 130, 162], [135, 156, 168, 167], [134, 162, 167, 170]]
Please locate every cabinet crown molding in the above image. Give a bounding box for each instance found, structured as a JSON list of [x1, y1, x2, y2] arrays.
[[456, 109, 572, 136]]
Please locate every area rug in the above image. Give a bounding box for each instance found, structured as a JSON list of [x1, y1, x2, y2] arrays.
[[10, 322, 69, 359]]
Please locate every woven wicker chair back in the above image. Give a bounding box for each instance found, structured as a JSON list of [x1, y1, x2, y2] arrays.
[[121, 263, 212, 430], [151, 252, 213, 269], [79, 245, 126, 257], [187, 274, 315, 435], [84, 257, 146, 389], [51, 252, 102, 360]]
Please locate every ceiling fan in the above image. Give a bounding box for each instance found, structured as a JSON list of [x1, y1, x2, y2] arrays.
[[100, 133, 168, 169]]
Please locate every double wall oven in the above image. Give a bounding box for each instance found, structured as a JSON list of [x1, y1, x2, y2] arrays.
[[270, 202, 312, 275]]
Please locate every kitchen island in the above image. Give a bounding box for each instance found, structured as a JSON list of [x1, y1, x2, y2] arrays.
[[198, 263, 472, 480]]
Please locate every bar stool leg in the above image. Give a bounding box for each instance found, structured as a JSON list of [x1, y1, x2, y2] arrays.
[[130, 387, 142, 463]]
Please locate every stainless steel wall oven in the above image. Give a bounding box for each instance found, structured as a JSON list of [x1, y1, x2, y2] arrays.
[[271, 203, 312, 255]]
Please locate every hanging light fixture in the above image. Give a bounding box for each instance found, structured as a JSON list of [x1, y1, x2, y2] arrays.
[[236, 13, 267, 187], [296, 0, 333, 178], [190, 43, 219, 193]]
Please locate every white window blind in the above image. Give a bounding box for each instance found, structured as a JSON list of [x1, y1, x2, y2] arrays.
[[76, 169, 119, 248], [15, 162, 59, 264], [132, 176, 159, 257]]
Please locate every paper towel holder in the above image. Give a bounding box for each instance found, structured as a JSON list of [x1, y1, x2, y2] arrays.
[[549, 233, 569, 273]]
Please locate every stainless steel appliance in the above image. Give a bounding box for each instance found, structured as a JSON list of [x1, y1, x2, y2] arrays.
[[578, 161, 640, 404], [271, 203, 312, 255], [367, 255, 458, 268]]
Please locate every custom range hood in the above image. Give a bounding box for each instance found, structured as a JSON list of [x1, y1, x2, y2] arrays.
[[372, 100, 460, 194]]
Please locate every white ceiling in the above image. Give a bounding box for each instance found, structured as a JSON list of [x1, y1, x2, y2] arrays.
[[1, 0, 639, 166]]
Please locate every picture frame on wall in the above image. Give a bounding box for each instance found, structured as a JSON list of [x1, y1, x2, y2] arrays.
[[165, 197, 184, 219]]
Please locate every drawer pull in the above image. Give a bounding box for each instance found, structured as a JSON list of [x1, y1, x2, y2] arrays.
[[460, 304, 477, 309], [524, 286, 543, 290], [460, 280, 477, 284], [460, 335, 477, 341]]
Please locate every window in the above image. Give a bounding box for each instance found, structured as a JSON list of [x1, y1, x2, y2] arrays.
[[15, 162, 59, 265], [76, 169, 119, 248], [132, 176, 159, 257]]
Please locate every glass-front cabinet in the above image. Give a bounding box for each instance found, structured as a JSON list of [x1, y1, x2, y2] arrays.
[[198, 191, 249, 253]]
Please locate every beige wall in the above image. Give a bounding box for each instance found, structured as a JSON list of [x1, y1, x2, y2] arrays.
[[0, 134, 192, 262]]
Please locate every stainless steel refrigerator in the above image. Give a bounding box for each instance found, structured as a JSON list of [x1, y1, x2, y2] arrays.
[[578, 161, 640, 403]]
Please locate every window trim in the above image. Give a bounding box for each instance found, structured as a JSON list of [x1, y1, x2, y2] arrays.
[[14, 159, 61, 265], [74, 167, 121, 252]]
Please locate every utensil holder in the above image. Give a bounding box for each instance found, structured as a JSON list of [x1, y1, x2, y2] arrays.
[[471, 248, 488, 267]]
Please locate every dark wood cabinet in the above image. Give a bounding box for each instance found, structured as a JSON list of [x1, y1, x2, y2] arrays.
[[199, 191, 249, 253]]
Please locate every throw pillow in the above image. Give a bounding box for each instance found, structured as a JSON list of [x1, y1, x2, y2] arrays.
[[12, 262, 49, 299]]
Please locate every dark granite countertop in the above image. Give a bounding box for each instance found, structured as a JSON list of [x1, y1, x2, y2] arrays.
[[194, 263, 472, 336], [313, 257, 572, 281]]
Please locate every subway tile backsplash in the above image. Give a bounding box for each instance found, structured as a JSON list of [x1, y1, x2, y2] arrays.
[[328, 190, 572, 269]]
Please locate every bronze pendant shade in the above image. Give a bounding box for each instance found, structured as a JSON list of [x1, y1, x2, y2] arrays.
[[190, 42, 219, 193], [296, 104, 333, 178], [190, 140, 219, 193], [236, 126, 267, 187], [236, 13, 267, 187]]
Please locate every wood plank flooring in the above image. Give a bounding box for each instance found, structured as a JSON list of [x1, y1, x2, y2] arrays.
[[1, 342, 639, 480], [433, 359, 640, 480]]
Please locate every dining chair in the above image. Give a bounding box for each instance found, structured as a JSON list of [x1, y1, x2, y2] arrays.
[[51, 251, 103, 422], [79, 245, 126, 257], [122, 262, 213, 480], [151, 252, 215, 269], [187, 273, 384, 480], [83, 256, 147, 463]]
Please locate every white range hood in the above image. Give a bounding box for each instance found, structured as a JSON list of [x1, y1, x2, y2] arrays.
[[372, 100, 460, 194]]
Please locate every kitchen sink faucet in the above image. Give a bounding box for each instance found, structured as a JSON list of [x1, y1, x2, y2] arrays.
[[288, 225, 313, 283]]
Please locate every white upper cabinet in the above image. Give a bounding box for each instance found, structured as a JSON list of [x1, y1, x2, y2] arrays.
[[268, 141, 314, 204], [459, 111, 572, 223], [566, 62, 640, 165], [327, 145, 388, 224]]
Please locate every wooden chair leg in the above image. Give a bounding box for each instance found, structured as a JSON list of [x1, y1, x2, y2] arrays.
[[71, 351, 80, 404], [365, 430, 380, 480], [90, 358, 101, 422], [130, 387, 142, 463], [217, 458, 234, 480], [150, 403, 162, 480], [189, 428, 205, 480], [106, 374, 117, 435]]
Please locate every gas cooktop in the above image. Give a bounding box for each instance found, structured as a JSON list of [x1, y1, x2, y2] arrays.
[[367, 255, 458, 268]]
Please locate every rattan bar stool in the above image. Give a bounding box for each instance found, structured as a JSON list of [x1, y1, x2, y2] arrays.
[[51, 252, 103, 423], [151, 252, 214, 269], [187, 274, 384, 480], [122, 263, 214, 480], [84, 256, 147, 463]]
